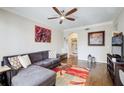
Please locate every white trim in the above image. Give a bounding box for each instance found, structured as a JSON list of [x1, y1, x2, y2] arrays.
[[78, 59, 107, 63], [64, 21, 113, 32]]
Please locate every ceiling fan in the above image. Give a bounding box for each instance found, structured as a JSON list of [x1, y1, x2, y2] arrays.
[[48, 7, 77, 24]]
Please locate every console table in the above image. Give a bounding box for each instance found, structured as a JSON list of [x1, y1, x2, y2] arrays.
[[107, 54, 124, 85]]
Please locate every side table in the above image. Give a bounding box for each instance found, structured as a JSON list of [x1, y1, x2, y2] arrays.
[[0, 65, 11, 85]]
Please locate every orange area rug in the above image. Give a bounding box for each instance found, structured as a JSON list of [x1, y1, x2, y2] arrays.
[[52, 66, 89, 86]]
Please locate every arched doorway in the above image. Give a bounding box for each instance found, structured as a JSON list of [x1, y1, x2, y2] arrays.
[[68, 33, 78, 58]]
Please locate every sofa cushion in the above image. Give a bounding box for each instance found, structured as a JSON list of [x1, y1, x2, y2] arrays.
[[43, 61, 52, 67], [34, 58, 59, 67], [33, 61, 44, 66], [42, 51, 49, 60], [28, 51, 49, 63], [44, 58, 59, 64], [34, 60, 52, 68], [12, 65, 56, 86], [28, 52, 43, 63]]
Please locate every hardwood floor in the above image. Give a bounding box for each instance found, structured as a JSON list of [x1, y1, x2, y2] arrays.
[[61, 56, 113, 86], [86, 63, 113, 86]]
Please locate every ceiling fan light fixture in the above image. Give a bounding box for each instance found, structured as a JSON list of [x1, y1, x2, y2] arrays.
[[49, 7, 78, 24], [60, 16, 65, 20]]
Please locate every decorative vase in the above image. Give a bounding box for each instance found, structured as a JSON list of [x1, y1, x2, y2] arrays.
[[88, 54, 92, 63]]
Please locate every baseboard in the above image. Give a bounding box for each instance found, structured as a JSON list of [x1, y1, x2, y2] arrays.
[[78, 59, 107, 63]]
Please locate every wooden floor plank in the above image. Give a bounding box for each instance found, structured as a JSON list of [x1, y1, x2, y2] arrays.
[[61, 56, 113, 86]]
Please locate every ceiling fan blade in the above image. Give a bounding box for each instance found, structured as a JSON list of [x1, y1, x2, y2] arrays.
[[48, 17, 59, 19], [59, 20, 63, 24], [65, 8, 77, 16], [66, 17, 75, 21], [52, 7, 62, 16]]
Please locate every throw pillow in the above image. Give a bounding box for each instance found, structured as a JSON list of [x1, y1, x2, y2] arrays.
[[18, 55, 31, 68], [8, 57, 22, 70]]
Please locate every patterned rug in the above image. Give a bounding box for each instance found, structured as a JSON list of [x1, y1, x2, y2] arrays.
[[52, 66, 89, 86]]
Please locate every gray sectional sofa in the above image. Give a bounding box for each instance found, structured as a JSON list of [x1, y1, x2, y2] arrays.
[[3, 51, 60, 86]]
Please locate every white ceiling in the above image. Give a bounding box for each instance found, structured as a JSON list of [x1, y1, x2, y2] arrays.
[[2, 7, 123, 30]]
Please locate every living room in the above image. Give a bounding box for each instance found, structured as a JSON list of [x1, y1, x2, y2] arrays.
[[0, 7, 124, 87]]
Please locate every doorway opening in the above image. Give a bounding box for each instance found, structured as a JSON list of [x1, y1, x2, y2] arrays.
[[68, 33, 78, 58]]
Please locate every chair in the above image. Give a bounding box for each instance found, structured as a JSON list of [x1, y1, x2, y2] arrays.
[[115, 64, 124, 85]]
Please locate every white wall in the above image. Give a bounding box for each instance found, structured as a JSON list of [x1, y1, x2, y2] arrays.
[[114, 9, 124, 57], [63, 22, 113, 63], [0, 9, 63, 63], [115, 9, 124, 33]]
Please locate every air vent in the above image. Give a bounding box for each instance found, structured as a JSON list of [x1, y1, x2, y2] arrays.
[[84, 28, 90, 30]]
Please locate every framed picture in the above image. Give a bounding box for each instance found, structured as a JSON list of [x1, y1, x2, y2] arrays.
[[88, 31, 105, 46], [112, 32, 123, 46], [35, 25, 51, 43]]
